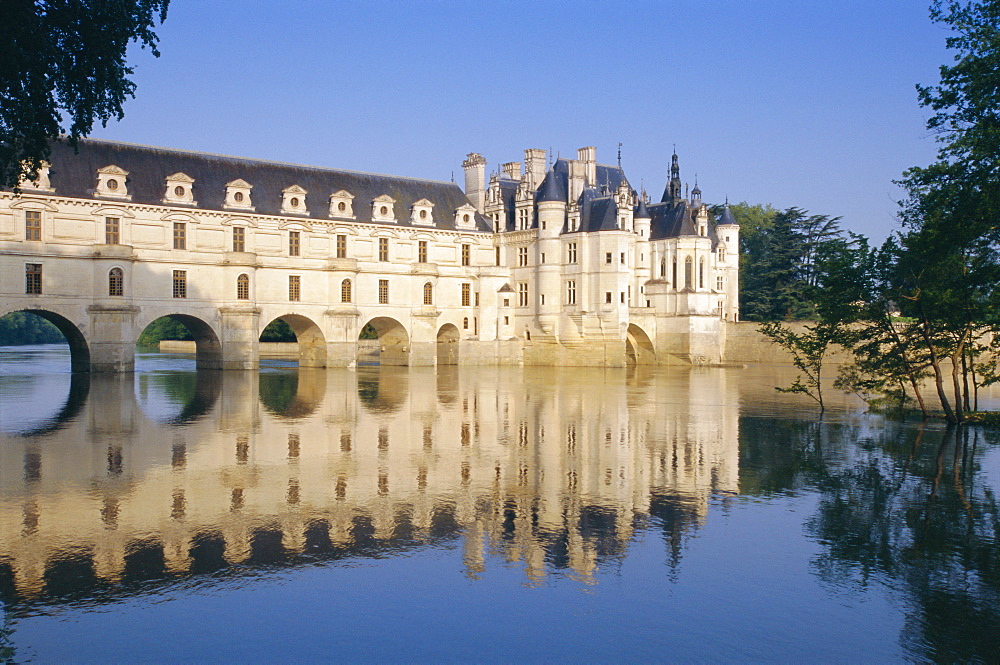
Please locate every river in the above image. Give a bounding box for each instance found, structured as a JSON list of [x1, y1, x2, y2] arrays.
[[1, 345, 998, 662]]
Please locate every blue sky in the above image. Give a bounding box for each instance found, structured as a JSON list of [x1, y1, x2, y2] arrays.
[[92, 0, 951, 241]]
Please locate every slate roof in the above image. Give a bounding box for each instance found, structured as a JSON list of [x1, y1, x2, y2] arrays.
[[18, 139, 491, 232], [648, 199, 705, 240], [718, 205, 738, 226]]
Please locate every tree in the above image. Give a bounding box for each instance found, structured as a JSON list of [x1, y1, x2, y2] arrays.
[[734, 204, 843, 322], [0, 0, 170, 189]]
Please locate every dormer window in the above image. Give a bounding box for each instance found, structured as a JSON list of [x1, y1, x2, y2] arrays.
[[371, 195, 396, 223], [329, 190, 355, 219], [163, 173, 196, 206], [224, 179, 254, 210], [455, 203, 477, 230], [281, 185, 308, 215], [95, 165, 131, 200], [411, 198, 434, 226]]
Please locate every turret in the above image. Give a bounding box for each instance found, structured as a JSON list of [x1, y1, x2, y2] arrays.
[[634, 194, 651, 240]]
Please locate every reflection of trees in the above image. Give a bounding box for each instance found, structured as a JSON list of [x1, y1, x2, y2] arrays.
[[258, 370, 322, 419], [793, 424, 1000, 663], [144, 372, 221, 425]]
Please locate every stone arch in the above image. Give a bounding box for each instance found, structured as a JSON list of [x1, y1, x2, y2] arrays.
[[0, 308, 91, 372], [436, 323, 460, 365], [359, 317, 409, 366], [625, 323, 656, 365], [261, 314, 326, 367], [137, 313, 222, 370]]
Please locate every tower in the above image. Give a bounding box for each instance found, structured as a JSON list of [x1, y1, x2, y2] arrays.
[[662, 150, 682, 204]]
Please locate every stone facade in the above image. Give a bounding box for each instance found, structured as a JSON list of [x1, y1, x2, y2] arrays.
[[0, 139, 739, 370]]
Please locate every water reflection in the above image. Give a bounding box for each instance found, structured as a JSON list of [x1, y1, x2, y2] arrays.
[[1, 349, 999, 662], [0, 361, 738, 603]]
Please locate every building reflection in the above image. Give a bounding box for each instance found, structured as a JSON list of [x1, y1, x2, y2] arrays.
[[0, 364, 739, 604]]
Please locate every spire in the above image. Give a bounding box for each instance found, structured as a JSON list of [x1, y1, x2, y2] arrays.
[[661, 148, 682, 204]]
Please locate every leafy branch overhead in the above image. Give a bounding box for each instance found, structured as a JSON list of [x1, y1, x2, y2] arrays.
[[0, 0, 170, 189]]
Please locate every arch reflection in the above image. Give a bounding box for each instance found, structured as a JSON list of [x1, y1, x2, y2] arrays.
[[0, 365, 739, 606]]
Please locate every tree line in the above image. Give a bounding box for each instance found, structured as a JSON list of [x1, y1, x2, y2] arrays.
[[734, 0, 1000, 424]]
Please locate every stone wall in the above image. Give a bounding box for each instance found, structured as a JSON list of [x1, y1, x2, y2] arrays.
[[723, 321, 852, 365]]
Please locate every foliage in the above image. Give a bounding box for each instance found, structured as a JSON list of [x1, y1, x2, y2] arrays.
[[359, 323, 379, 339], [731, 203, 843, 322], [0, 311, 64, 345], [0, 0, 170, 188], [136, 316, 191, 347], [260, 319, 296, 342]]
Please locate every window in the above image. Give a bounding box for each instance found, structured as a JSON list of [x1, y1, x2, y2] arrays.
[[660, 260, 666, 277], [379, 237, 389, 261], [606, 252, 612, 264], [566, 280, 576, 305], [699, 258, 705, 289], [503, 298, 510, 307], [336, 234, 347, 258], [540, 253, 545, 264], [540, 294, 545, 305], [233, 226, 245, 252], [717, 276, 724, 291], [518, 247, 528, 266], [289, 275, 301, 301], [341, 278, 352, 303], [504, 316, 509, 325], [567, 243, 577, 263], [518, 283, 528, 307], [463, 317, 469, 330], [621, 291, 625, 304], [495, 246, 501, 266], [172, 270, 186, 298], [418, 240, 428, 263], [605, 291, 612, 304], [672, 258, 678, 286], [378, 279, 389, 304], [475, 292, 480, 306], [237, 274, 250, 300], [620, 252, 625, 265], [462, 244, 470, 266], [109, 268, 124, 296], [25, 263, 42, 294], [423, 282, 433, 305], [105, 217, 120, 244], [173, 222, 186, 250], [461, 283, 471, 307], [684, 256, 693, 289], [25, 210, 41, 241], [289, 231, 300, 256]]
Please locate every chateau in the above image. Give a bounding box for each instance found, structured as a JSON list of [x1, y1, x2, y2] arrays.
[[0, 139, 739, 370]]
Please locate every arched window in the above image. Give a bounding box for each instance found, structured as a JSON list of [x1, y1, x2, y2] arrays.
[[699, 258, 705, 289], [423, 282, 433, 305], [341, 278, 352, 303], [660, 260, 665, 278], [108, 267, 124, 297], [463, 317, 469, 329], [684, 256, 693, 290], [236, 273, 250, 300], [672, 257, 678, 287]]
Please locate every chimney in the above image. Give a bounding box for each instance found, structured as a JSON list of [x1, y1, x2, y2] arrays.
[[524, 148, 546, 188], [502, 161, 522, 181], [577, 146, 596, 186], [568, 159, 586, 203], [462, 153, 487, 213]]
